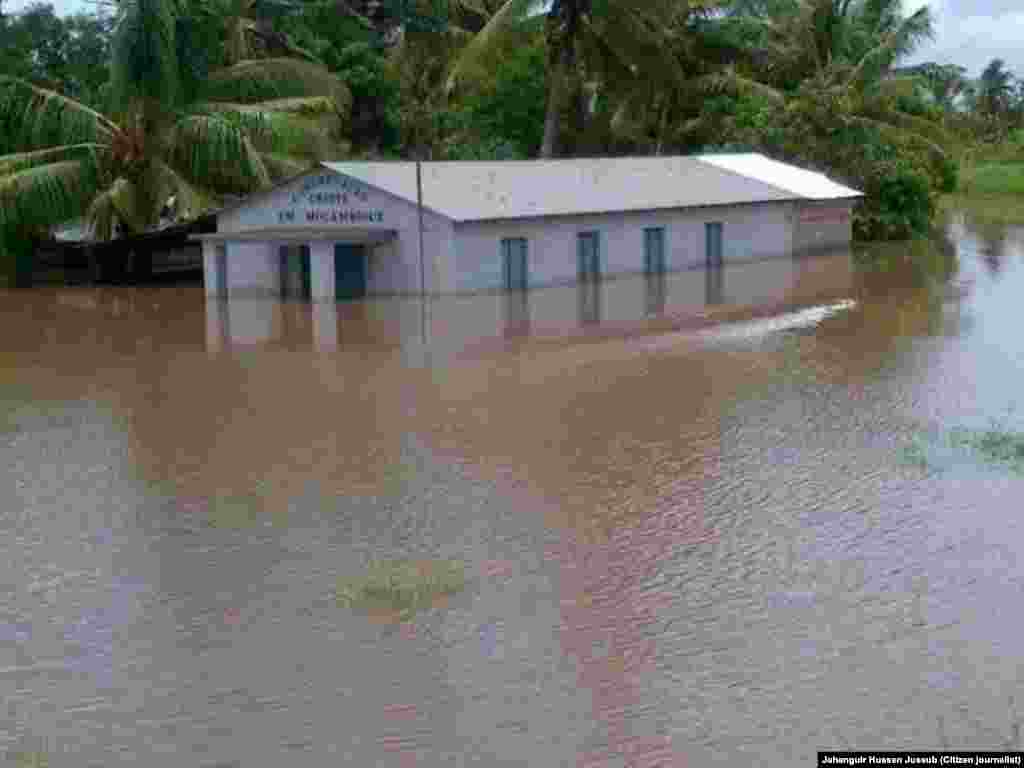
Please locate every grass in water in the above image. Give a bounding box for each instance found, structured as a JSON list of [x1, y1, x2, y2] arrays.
[[949, 426, 1024, 472], [899, 411, 1024, 475], [337, 559, 466, 622], [899, 433, 932, 469], [13, 753, 48, 768]]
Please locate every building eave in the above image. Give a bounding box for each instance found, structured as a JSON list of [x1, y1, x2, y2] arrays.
[[191, 227, 398, 244]]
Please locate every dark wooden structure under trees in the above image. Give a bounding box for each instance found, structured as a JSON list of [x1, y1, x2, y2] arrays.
[[33, 216, 216, 286]]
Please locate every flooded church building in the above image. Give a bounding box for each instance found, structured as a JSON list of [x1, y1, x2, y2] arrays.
[[196, 153, 862, 302]]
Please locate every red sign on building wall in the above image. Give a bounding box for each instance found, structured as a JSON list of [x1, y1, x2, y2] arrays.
[[799, 208, 851, 224]]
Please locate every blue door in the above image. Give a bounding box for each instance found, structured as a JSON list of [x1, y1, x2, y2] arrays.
[[279, 245, 311, 300], [502, 238, 528, 291], [335, 244, 367, 301], [577, 231, 601, 282], [644, 227, 666, 274], [705, 222, 723, 269]]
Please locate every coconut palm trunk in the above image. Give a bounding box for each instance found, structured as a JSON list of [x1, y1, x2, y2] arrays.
[[541, 41, 574, 158]]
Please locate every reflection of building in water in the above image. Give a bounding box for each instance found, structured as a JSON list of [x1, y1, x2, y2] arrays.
[[644, 272, 667, 316], [578, 281, 602, 325], [205, 300, 287, 348], [705, 265, 724, 306], [204, 249, 857, 355], [503, 291, 530, 338]]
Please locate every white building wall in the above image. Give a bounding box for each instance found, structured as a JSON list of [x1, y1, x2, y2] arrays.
[[448, 202, 795, 292], [217, 170, 454, 296], [226, 241, 279, 298], [793, 201, 856, 255]]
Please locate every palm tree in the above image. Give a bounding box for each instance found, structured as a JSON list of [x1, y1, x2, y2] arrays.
[[977, 58, 1015, 117], [737, 0, 934, 90], [895, 62, 968, 111], [449, 0, 692, 158], [0, 0, 350, 268]]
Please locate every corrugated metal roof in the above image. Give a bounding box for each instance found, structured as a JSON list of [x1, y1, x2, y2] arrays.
[[697, 154, 862, 201], [321, 153, 860, 223]]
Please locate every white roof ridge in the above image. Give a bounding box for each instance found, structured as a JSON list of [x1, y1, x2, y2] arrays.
[[693, 153, 799, 201], [697, 153, 862, 201], [313, 155, 861, 223]]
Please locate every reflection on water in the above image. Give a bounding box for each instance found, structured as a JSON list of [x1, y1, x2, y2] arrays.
[[7, 222, 1024, 765], [645, 272, 667, 317], [202, 255, 855, 354], [503, 291, 530, 338], [705, 265, 723, 305], [577, 280, 602, 325]]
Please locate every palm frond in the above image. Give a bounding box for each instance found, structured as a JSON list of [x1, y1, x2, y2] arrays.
[[860, 103, 955, 150], [168, 114, 272, 192], [873, 74, 922, 100], [259, 152, 316, 180], [196, 96, 337, 117], [110, 0, 182, 108], [694, 69, 786, 105], [0, 160, 99, 235], [0, 77, 118, 151], [579, 6, 681, 91], [211, 108, 332, 158], [848, 115, 947, 164], [844, 7, 934, 91], [152, 160, 212, 220], [446, 0, 540, 92], [0, 144, 108, 175], [201, 59, 352, 114], [87, 177, 145, 238]]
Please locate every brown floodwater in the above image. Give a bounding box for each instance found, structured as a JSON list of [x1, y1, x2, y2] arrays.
[[2, 206, 1023, 766]]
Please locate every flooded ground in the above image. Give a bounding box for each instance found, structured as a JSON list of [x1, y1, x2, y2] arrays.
[[2, 205, 1024, 766]]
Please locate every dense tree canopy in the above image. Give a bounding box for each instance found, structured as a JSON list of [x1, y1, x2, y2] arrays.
[[1, 0, 1021, 279]]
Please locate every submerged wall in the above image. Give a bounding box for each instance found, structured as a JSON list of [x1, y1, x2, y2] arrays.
[[448, 201, 795, 293], [792, 201, 856, 256]]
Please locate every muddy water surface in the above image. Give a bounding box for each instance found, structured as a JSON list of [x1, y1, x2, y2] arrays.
[[2, 210, 1023, 766]]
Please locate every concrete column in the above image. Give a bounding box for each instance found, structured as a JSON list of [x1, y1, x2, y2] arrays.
[[313, 303, 338, 351], [205, 296, 229, 354], [202, 241, 223, 298], [309, 240, 336, 302]]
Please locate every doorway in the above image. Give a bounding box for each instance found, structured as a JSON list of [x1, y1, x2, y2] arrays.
[[705, 222, 724, 269], [279, 245, 311, 300], [215, 244, 228, 298], [502, 237, 528, 291], [577, 231, 601, 282], [334, 243, 368, 301]]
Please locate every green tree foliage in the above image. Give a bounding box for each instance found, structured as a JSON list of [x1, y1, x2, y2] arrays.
[[0, 0, 1003, 258], [684, 0, 954, 239], [0, 0, 351, 278], [977, 58, 1015, 118], [0, 4, 113, 107], [450, 0, 706, 158], [441, 27, 546, 158]]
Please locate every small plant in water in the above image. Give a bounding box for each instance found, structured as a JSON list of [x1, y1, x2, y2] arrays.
[[949, 425, 1024, 472], [206, 495, 259, 529], [13, 752, 48, 768], [899, 408, 1024, 475], [899, 433, 932, 469], [337, 559, 466, 621]]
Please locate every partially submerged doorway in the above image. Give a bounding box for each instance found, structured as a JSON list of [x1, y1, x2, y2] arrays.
[[335, 243, 368, 301], [279, 245, 311, 300]]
